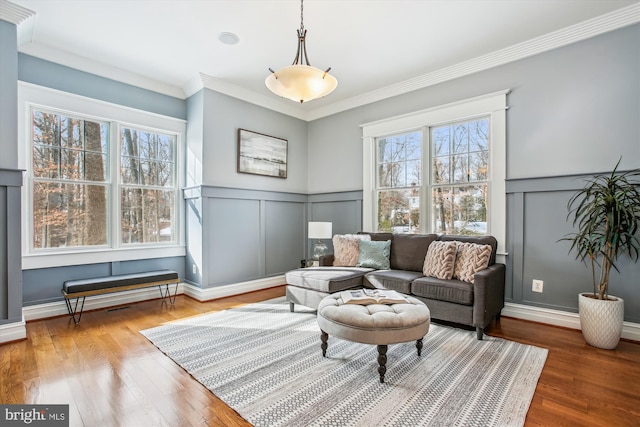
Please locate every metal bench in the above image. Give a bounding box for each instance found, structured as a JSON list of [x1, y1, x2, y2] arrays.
[[62, 270, 180, 324]]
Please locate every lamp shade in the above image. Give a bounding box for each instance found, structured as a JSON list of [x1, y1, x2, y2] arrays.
[[308, 222, 332, 239], [265, 65, 338, 104]]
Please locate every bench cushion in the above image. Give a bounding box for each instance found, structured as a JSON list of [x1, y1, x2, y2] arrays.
[[63, 270, 179, 294]]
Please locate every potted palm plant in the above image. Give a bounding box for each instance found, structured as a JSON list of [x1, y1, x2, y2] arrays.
[[562, 159, 640, 349]]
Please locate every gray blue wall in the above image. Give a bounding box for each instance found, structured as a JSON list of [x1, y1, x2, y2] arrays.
[[306, 24, 640, 322]]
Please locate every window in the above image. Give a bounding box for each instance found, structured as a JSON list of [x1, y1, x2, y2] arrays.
[[362, 91, 507, 254], [431, 118, 489, 235], [19, 83, 185, 269], [376, 131, 422, 233], [32, 111, 109, 249]]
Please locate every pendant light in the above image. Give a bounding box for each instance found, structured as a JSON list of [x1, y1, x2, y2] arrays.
[[265, 0, 337, 103]]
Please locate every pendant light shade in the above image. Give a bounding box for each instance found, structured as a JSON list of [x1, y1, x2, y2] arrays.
[[266, 0, 337, 103]]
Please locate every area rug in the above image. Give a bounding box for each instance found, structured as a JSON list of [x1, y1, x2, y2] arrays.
[[140, 298, 547, 427]]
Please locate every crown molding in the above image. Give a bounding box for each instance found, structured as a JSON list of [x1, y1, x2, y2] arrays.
[[304, 3, 640, 121], [0, 0, 35, 45], [18, 42, 186, 99]]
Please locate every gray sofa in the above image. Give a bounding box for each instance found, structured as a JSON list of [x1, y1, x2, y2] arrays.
[[285, 232, 505, 340]]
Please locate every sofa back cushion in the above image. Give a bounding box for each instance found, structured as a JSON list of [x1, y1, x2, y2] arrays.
[[361, 232, 437, 272], [438, 234, 498, 266]]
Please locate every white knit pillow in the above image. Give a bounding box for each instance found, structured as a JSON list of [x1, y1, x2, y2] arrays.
[[453, 242, 492, 283], [422, 241, 457, 279], [332, 234, 371, 267]]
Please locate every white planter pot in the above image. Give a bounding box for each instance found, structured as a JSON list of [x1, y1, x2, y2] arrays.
[[578, 293, 624, 349]]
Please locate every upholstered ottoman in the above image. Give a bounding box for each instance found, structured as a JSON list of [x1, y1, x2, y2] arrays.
[[317, 292, 430, 383]]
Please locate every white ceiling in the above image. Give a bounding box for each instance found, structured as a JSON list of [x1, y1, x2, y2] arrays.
[[5, 0, 640, 119]]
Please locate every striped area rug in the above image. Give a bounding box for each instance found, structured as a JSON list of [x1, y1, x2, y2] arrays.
[[140, 298, 547, 427]]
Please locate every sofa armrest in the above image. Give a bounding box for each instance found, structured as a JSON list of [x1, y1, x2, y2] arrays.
[[319, 254, 335, 266], [472, 263, 506, 328]]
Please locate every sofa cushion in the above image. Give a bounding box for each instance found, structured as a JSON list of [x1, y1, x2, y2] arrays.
[[453, 242, 492, 283], [333, 234, 371, 267], [438, 234, 498, 266], [423, 240, 457, 279], [357, 239, 391, 269], [362, 232, 437, 272], [364, 270, 425, 294], [285, 267, 372, 293], [411, 276, 474, 305]]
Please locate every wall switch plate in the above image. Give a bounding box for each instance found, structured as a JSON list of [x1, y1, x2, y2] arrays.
[[192, 264, 197, 274], [532, 279, 544, 293]]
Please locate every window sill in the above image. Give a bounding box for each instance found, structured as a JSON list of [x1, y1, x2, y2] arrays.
[[22, 245, 186, 270]]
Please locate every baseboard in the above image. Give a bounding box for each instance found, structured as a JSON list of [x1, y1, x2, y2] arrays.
[[182, 275, 285, 301], [0, 316, 27, 343], [502, 302, 640, 343]]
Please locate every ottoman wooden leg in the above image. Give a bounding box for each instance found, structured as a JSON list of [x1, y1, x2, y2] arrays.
[[377, 344, 388, 383], [416, 338, 423, 356], [321, 330, 328, 357]]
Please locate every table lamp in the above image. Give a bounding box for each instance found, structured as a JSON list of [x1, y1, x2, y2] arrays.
[[308, 222, 332, 260]]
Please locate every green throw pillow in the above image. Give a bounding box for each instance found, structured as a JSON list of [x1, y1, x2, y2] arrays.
[[357, 239, 391, 269]]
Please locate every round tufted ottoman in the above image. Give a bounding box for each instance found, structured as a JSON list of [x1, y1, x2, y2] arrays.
[[317, 292, 430, 383]]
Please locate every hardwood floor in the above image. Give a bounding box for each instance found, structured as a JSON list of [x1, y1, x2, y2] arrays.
[[1, 286, 639, 426]]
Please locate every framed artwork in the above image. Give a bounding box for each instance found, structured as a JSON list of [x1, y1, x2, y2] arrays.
[[237, 129, 288, 178]]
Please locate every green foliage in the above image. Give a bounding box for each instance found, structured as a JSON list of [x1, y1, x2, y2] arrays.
[[561, 159, 640, 299]]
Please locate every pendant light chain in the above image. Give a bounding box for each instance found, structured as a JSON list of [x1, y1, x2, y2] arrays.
[[300, 0, 305, 32]]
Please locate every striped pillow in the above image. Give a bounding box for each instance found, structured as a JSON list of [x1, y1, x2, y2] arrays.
[[453, 242, 492, 283], [422, 241, 457, 280]]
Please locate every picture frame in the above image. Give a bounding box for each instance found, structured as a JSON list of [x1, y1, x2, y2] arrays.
[[237, 129, 287, 178]]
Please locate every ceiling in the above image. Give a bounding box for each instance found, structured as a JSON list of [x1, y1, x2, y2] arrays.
[[5, 0, 640, 119]]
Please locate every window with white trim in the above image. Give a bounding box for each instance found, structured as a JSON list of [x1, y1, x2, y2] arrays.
[[362, 91, 507, 254], [19, 83, 185, 268]]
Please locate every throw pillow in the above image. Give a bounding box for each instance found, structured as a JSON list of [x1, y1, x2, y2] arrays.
[[453, 242, 493, 283], [357, 239, 391, 269], [333, 234, 371, 266], [422, 241, 457, 280]]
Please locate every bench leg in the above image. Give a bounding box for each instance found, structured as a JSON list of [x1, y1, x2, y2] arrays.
[[158, 282, 178, 305], [64, 296, 86, 325]]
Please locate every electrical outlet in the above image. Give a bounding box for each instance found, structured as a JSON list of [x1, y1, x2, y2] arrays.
[[192, 264, 197, 274], [532, 279, 544, 293]]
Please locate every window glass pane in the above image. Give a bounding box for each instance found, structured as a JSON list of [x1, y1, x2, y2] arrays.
[[377, 188, 420, 233], [60, 116, 83, 149], [61, 149, 82, 180], [121, 188, 175, 243], [452, 122, 469, 154], [452, 154, 469, 183], [469, 119, 489, 152], [140, 160, 157, 185], [33, 146, 60, 178], [33, 182, 107, 248], [157, 135, 173, 162], [138, 131, 156, 159], [85, 153, 108, 182], [469, 151, 488, 181], [432, 127, 450, 156], [33, 111, 59, 147], [157, 161, 174, 187], [121, 157, 139, 184], [432, 185, 487, 235], [433, 156, 449, 184]]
